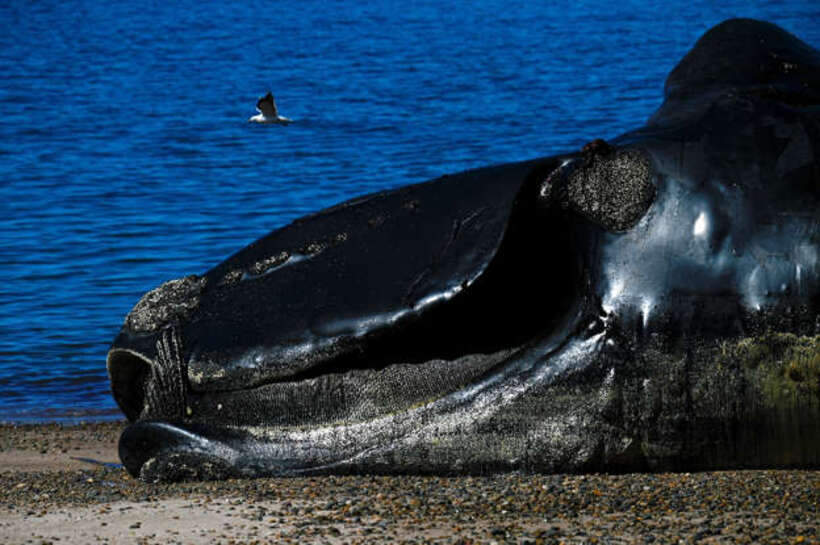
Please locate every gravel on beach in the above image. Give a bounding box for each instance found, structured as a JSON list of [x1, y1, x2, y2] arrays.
[[1, 422, 817, 544]]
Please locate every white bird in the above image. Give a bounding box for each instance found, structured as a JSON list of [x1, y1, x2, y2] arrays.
[[249, 92, 292, 124]]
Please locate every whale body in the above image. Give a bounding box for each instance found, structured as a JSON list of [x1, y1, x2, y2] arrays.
[[108, 19, 820, 482]]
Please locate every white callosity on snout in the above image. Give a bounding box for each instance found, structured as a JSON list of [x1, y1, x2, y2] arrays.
[[125, 275, 207, 333]]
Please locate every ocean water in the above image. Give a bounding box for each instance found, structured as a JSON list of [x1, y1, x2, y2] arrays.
[[0, 1, 818, 422]]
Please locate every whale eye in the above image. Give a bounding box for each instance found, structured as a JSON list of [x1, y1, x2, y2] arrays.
[[562, 147, 656, 232]]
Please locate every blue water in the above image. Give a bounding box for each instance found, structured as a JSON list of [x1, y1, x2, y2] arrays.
[[1, 1, 818, 422]]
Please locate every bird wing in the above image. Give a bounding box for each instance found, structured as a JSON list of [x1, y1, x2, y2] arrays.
[[256, 92, 278, 117]]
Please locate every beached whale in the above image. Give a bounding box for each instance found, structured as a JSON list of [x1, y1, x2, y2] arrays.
[[108, 19, 820, 482]]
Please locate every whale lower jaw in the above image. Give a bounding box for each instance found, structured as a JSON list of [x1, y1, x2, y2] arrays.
[[120, 323, 820, 482], [119, 315, 608, 482]]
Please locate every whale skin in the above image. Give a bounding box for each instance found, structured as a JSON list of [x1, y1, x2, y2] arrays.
[[108, 19, 820, 482]]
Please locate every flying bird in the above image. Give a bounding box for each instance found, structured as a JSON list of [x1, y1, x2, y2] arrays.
[[249, 92, 292, 124]]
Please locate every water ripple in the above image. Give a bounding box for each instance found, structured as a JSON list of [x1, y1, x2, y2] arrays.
[[0, 0, 817, 420]]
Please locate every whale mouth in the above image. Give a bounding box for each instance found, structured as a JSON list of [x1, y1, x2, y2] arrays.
[[107, 181, 587, 430], [107, 349, 153, 422], [108, 326, 188, 423], [188, 157, 589, 398], [270, 211, 583, 386], [186, 183, 589, 429]]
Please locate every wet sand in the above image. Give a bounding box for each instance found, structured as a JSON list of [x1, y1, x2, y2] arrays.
[[1, 422, 818, 544]]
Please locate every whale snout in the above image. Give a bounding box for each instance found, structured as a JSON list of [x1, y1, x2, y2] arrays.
[[107, 326, 188, 423]]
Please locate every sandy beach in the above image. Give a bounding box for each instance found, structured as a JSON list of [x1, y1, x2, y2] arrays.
[[0, 422, 817, 544]]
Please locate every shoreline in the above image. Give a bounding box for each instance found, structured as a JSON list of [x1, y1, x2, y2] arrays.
[[1, 423, 818, 544]]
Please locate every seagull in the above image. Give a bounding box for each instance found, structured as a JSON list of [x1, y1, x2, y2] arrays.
[[249, 92, 292, 124]]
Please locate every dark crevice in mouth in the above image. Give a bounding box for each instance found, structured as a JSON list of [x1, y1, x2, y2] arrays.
[[107, 349, 152, 422], [276, 159, 587, 384]]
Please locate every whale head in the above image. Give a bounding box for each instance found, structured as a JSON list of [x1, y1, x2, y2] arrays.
[[109, 19, 820, 482]]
